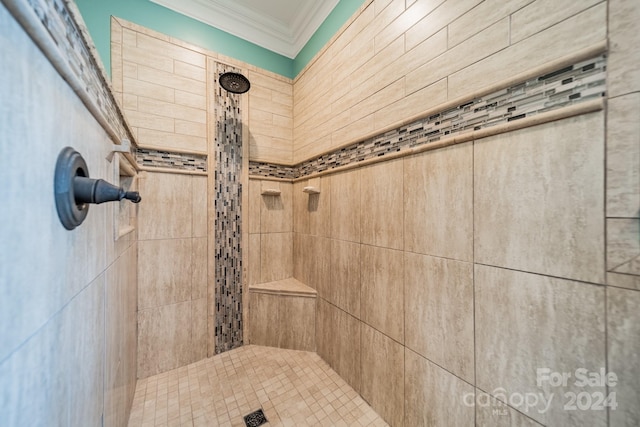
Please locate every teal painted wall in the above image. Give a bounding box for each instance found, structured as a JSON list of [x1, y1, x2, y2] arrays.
[[75, 0, 366, 79], [293, 0, 365, 77]]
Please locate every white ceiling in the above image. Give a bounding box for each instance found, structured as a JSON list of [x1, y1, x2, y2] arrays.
[[150, 0, 341, 58]]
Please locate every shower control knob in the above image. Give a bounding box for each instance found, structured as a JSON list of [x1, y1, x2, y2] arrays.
[[54, 147, 141, 230]]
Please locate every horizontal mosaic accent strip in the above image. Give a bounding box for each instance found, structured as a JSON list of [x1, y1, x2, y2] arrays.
[[250, 54, 606, 179], [19, 0, 134, 143], [136, 148, 208, 172]]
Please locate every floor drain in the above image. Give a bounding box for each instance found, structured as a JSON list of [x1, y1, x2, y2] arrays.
[[243, 408, 268, 427]]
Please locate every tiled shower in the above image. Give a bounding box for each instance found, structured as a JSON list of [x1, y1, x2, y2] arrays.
[[1, 0, 639, 426]]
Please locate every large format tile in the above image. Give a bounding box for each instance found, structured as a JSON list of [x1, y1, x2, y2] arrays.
[[606, 86, 640, 219], [360, 159, 403, 250], [138, 172, 192, 240], [361, 324, 404, 427], [404, 253, 474, 383], [138, 301, 193, 378], [405, 349, 474, 427], [293, 180, 310, 234], [404, 142, 473, 261], [608, 0, 640, 98], [607, 218, 640, 276], [330, 169, 361, 242], [248, 179, 261, 234], [474, 113, 605, 284], [105, 248, 138, 427], [192, 176, 207, 237], [475, 392, 544, 427], [607, 287, 640, 427], [316, 299, 361, 392], [309, 176, 331, 237], [360, 245, 404, 343], [0, 276, 106, 427], [249, 292, 279, 347], [138, 238, 192, 309], [279, 295, 316, 351], [329, 239, 361, 318], [261, 181, 293, 233], [260, 232, 293, 282], [191, 237, 207, 299], [475, 265, 606, 426], [510, 0, 601, 43]]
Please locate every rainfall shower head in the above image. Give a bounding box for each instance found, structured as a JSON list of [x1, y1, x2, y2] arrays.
[[219, 72, 251, 94]]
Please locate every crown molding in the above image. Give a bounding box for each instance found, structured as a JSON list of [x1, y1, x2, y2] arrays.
[[150, 0, 339, 58]]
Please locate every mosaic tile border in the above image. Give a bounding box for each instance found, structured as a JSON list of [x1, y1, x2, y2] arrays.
[[8, 0, 135, 144], [250, 54, 607, 179], [214, 62, 244, 354], [135, 148, 207, 172]]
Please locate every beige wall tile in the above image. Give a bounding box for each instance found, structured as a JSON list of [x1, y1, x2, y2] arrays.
[[474, 113, 605, 283], [279, 296, 316, 351], [295, 235, 331, 295], [137, 96, 206, 123], [405, 349, 475, 427], [406, 17, 510, 95], [136, 127, 207, 153], [511, 0, 602, 44], [329, 239, 361, 318], [191, 297, 207, 361], [373, 78, 448, 130], [123, 77, 174, 103], [360, 246, 404, 343], [175, 119, 207, 138], [261, 181, 293, 233], [607, 287, 640, 427], [191, 237, 207, 300], [607, 93, 640, 218], [405, 0, 482, 50], [135, 32, 205, 67], [260, 233, 293, 283], [330, 169, 361, 242], [316, 299, 361, 392], [448, 0, 533, 47], [404, 142, 473, 261], [248, 292, 279, 347], [404, 253, 474, 383], [360, 159, 403, 249], [449, 3, 606, 99], [609, 0, 640, 97], [175, 90, 206, 109], [607, 218, 640, 275], [475, 265, 606, 426], [138, 172, 192, 240], [122, 44, 174, 73], [606, 272, 640, 291], [138, 238, 192, 309], [138, 301, 193, 378], [174, 60, 206, 81], [248, 234, 261, 286], [361, 324, 404, 427], [248, 180, 261, 234], [122, 109, 174, 133], [475, 393, 544, 426], [192, 176, 207, 238], [293, 180, 309, 234], [309, 176, 331, 237]]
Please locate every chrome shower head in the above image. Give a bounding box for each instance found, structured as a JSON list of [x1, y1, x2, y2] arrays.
[[219, 72, 251, 94]]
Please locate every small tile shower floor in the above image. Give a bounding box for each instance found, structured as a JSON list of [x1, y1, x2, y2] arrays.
[[127, 345, 388, 427]]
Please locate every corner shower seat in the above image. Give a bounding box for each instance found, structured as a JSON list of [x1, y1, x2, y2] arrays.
[[248, 278, 316, 352]]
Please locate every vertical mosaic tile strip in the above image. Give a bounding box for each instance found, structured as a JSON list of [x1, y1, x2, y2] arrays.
[[18, 0, 133, 142], [249, 54, 607, 179], [135, 148, 207, 172], [214, 62, 244, 354]]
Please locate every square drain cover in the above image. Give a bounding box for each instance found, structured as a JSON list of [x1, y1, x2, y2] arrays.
[[244, 409, 268, 427]]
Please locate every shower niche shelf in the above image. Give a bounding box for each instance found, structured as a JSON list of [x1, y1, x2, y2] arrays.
[[261, 188, 281, 196], [114, 153, 138, 240], [302, 186, 320, 194]]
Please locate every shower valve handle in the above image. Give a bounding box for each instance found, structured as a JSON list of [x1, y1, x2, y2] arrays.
[[73, 176, 141, 204]]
